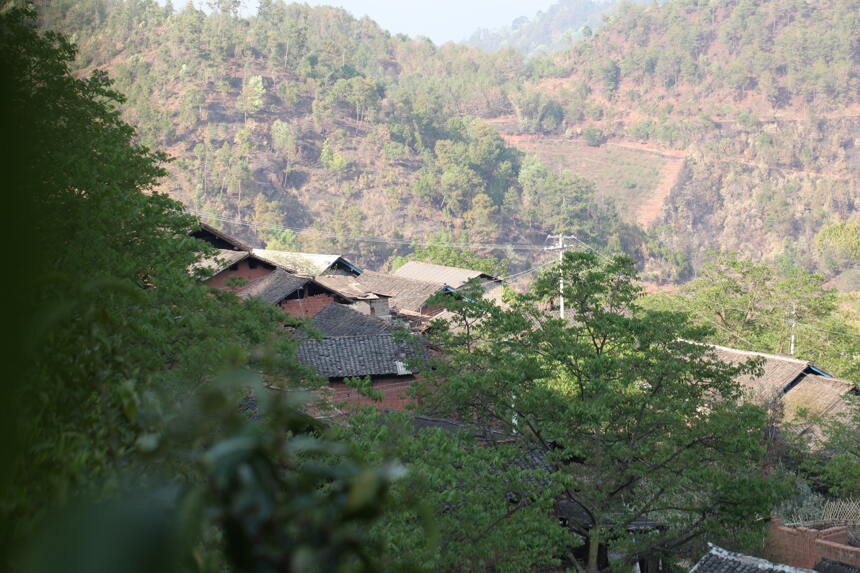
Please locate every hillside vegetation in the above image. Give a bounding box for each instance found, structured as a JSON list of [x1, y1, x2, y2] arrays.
[[506, 0, 859, 284], [39, 0, 652, 274], [464, 0, 651, 59], [39, 0, 859, 287]]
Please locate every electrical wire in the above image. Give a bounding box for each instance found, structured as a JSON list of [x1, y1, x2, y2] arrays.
[[192, 212, 549, 251]]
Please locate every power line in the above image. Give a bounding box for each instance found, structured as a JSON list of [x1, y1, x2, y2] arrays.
[[543, 230, 762, 348], [192, 212, 548, 251]]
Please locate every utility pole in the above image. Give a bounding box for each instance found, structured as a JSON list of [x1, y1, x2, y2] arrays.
[[545, 234, 576, 320], [789, 301, 797, 356]]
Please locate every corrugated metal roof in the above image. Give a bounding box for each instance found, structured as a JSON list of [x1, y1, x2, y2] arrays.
[[393, 261, 496, 288]]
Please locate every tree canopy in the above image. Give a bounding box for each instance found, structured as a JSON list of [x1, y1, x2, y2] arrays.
[[418, 251, 789, 571]]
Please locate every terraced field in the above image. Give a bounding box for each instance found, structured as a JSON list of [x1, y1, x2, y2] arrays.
[[486, 118, 685, 227]]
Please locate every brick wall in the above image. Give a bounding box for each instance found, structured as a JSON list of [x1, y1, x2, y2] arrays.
[[767, 517, 860, 569], [281, 294, 334, 318], [327, 376, 415, 411], [206, 259, 273, 290]]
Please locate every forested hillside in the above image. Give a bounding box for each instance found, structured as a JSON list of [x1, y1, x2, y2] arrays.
[[38, 0, 652, 274], [465, 0, 652, 59], [507, 0, 859, 285], [38, 0, 859, 287]]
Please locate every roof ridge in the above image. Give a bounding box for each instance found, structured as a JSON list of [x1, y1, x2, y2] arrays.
[[693, 544, 816, 573], [709, 343, 812, 365]]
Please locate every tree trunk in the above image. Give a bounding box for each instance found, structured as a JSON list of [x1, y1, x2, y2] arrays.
[[587, 529, 600, 573]]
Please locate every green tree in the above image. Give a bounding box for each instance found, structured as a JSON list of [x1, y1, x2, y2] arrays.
[[332, 410, 569, 572], [2, 9, 415, 572], [419, 252, 787, 572], [643, 251, 860, 379], [0, 7, 311, 561], [393, 231, 509, 276], [816, 220, 860, 272], [236, 73, 265, 121]]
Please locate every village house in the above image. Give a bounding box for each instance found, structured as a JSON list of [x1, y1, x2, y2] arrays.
[[190, 222, 431, 410], [690, 544, 818, 573], [711, 345, 858, 441]]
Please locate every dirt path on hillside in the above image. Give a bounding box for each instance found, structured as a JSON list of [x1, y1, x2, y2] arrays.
[[636, 155, 685, 228], [495, 129, 689, 228]]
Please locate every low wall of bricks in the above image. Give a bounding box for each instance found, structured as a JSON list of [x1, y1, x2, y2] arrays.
[[767, 517, 860, 569]]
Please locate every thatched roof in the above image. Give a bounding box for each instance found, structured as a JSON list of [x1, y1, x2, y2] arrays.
[[238, 269, 309, 304], [712, 344, 858, 440], [782, 375, 857, 438], [355, 270, 450, 313], [252, 249, 361, 276], [711, 345, 827, 401], [393, 261, 498, 288]]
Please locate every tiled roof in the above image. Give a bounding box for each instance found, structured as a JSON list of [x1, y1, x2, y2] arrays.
[[296, 334, 422, 379], [192, 222, 253, 251], [691, 545, 815, 573], [309, 303, 393, 337], [252, 249, 359, 276], [239, 269, 309, 304], [355, 270, 446, 313], [711, 344, 858, 440], [782, 375, 857, 439], [191, 249, 249, 279], [393, 261, 497, 288], [815, 559, 860, 573], [711, 345, 819, 400], [313, 275, 384, 300]]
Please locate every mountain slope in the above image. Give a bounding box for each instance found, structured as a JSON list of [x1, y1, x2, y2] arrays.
[[497, 0, 859, 283], [38, 0, 649, 272], [465, 0, 643, 58]]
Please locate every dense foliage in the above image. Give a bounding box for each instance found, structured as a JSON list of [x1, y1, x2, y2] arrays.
[[418, 252, 790, 571], [0, 8, 386, 569], [643, 251, 860, 380]]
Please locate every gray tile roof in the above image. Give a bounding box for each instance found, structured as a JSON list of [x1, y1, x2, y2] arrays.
[[309, 303, 393, 337], [239, 269, 309, 304], [296, 334, 422, 379], [191, 249, 249, 279], [192, 222, 253, 251], [355, 270, 446, 313], [815, 559, 860, 573], [313, 275, 385, 300], [252, 249, 360, 276], [690, 545, 815, 573], [393, 261, 497, 288], [711, 345, 820, 400]]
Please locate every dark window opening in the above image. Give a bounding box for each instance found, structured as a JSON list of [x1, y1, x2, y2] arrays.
[[229, 264, 239, 271], [249, 260, 257, 269]]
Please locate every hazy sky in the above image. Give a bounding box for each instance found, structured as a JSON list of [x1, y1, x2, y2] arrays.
[[228, 1, 558, 44]]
